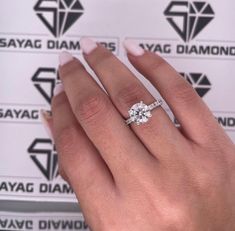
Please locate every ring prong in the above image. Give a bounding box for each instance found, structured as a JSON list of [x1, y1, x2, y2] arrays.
[[125, 100, 162, 126]]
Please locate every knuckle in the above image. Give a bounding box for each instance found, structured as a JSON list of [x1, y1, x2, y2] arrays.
[[194, 158, 226, 193], [51, 91, 66, 110], [195, 171, 213, 191], [148, 56, 167, 76], [90, 50, 113, 68], [59, 59, 84, 80], [55, 125, 89, 176], [75, 94, 110, 124], [171, 80, 199, 106], [55, 125, 77, 160], [116, 83, 147, 108], [164, 207, 189, 230]]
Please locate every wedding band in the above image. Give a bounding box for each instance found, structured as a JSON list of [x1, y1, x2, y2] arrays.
[[125, 99, 163, 125]]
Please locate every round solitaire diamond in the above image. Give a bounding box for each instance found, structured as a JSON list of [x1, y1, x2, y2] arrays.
[[128, 101, 152, 125]]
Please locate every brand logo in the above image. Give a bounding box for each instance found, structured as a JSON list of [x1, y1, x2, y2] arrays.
[[164, 1, 215, 42], [28, 139, 59, 181], [1, 1, 118, 54], [32, 67, 59, 104], [34, 0, 84, 37], [180, 73, 211, 97]]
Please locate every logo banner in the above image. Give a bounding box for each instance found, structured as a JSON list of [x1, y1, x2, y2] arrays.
[[0, 211, 89, 231], [0, 0, 235, 202]]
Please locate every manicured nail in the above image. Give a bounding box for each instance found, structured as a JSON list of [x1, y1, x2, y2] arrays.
[[54, 83, 64, 97], [59, 51, 73, 66], [80, 37, 98, 54], [40, 110, 54, 142], [123, 39, 145, 56]]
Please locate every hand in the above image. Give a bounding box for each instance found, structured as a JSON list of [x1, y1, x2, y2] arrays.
[[43, 38, 235, 231]]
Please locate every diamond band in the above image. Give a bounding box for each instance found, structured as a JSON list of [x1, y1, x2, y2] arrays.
[[125, 99, 163, 125]]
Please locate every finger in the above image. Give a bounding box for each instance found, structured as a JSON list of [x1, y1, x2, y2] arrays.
[[79, 37, 185, 163], [51, 89, 116, 210], [125, 40, 219, 145], [58, 52, 156, 185], [40, 111, 71, 183]]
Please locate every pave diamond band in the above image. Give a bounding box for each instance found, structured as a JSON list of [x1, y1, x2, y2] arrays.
[[125, 99, 163, 125]]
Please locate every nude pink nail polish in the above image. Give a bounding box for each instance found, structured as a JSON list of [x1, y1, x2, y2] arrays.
[[59, 51, 73, 66], [54, 83, 64, 96], [80, 37, 98, 54], [123, 39, 145, 56], [40, 110, 54, 142]]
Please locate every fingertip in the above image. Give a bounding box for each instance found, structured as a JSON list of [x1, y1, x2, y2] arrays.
[[40, 109, 54, 142], [80, 37, 98, 55], [123, 39, 145, 56], [59, 51, 74, 66], [54, 83, 64, 97]]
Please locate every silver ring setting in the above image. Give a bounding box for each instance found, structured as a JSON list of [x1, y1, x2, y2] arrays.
[[125, 99, 163, 125]]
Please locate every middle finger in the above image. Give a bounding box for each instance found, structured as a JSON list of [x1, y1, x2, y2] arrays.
[[80, 38, 185, 162]]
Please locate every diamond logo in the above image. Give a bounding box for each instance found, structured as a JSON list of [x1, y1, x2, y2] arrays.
[[32, 67, 59, 104], [28, 139, 59, 181], [34, 0, 84, 37], [164, 1, 215, 42], [180, 73, 212, 97]]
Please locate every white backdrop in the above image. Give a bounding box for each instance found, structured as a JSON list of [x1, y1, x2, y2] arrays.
[[0, 0, 235, 203]]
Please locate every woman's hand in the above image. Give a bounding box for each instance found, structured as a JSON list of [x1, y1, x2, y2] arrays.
[[45, 38, 235, 230]]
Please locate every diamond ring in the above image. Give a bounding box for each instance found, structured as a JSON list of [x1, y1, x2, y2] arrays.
[[125, 99, 163, 125]]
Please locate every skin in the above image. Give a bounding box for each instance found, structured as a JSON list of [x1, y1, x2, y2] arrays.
[[50, 44, 235, 231]]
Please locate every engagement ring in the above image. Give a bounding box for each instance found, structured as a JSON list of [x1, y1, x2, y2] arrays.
[[125, 100, 163, 125]]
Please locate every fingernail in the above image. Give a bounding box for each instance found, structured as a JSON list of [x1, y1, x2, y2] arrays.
[[80, 37, 98, 54], [54, 83, 64, 97], [123, 39, 145, 56], [59, 51, 73, 66], [40, 110, 54, 142]]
